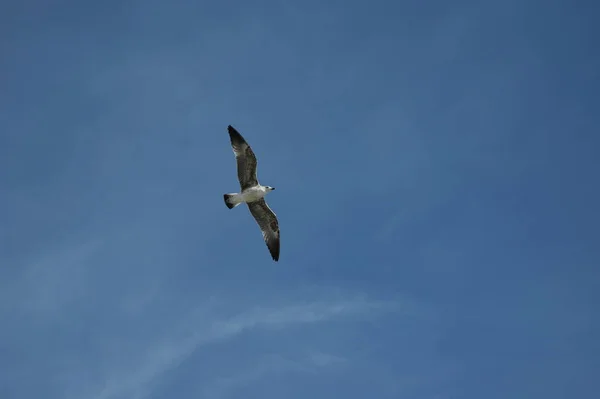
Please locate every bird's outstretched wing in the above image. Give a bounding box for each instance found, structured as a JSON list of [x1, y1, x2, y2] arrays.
[[247, 198, 280, 261], [228, 125, 258, 191]]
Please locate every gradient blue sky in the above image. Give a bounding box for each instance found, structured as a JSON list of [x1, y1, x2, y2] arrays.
[[1, 0, 599, 398]]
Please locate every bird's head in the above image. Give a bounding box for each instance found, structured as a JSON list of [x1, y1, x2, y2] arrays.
[[265, 186, 276, 192]]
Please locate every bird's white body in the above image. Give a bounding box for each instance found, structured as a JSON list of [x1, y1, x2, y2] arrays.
[[225, 185, 274, 207], [241, 185, 270, 202]]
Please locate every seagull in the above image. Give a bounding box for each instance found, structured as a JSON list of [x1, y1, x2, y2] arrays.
[[223, 125, 280, 262]]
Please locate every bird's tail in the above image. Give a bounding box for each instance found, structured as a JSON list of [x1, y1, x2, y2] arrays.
[[223, 193, 243, 209]]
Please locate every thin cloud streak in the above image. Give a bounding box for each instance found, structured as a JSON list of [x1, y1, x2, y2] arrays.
[[85, 296, 401, 399], [203, 351, 347, 399], [2, 239, 103, 314]]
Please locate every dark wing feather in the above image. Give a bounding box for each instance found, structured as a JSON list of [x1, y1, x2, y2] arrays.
[[247, 198, 280, 261], [228, 125, 258, 191]]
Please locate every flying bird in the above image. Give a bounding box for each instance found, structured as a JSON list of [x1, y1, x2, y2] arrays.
[[223, 125, 280, 262]]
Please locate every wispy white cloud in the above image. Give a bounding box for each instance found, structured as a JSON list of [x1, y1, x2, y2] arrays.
[[203, 350, 347, 399], [308, 350, 347, 368], [202, 349, 350, 399], [201, 354, 304, 399], [2, 238, 103, 314], [83, 296, 400, 399]]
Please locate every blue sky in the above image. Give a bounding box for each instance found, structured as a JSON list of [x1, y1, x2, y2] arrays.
[[1, 0, 599, 398]]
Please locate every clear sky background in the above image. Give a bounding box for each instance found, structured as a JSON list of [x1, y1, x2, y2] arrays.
[[1, 0, 598, 398]]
